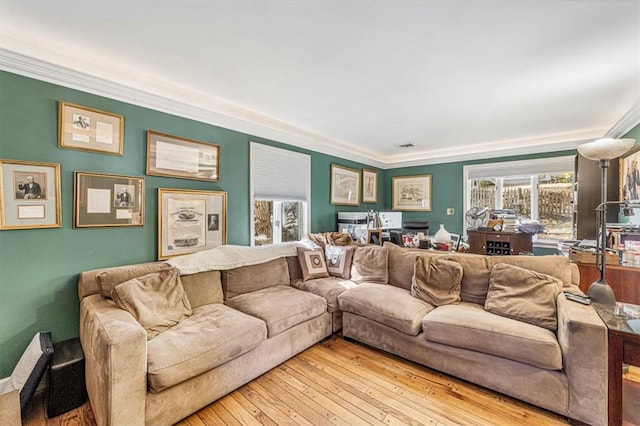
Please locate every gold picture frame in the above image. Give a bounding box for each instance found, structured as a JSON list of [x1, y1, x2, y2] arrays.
[[58, 101, 124, 155], [620, 143, 640, 201], [362, 169, 378, 203], [147, 131, 220, 182], [0, 159, 61, 230], [392, 174, 432, 211], [74, 171, 144, 228], [330, 164, 360, 206], [158, 188, 227, 260]]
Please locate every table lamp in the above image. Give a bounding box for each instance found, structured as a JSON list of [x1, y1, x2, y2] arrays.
[[576, 137, 636, 305]]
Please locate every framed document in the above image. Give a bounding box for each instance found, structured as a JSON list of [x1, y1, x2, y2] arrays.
[[147, 131, 220, 182], [392, 175, 432, 211], [620, 143, 640, 201], [58, 101, 124, 155], [330, 164, 360, 206], [74, 171, 144, 227], [362, 169, 378, 203], [0, 159, 61, 230], [158, 188, 227, 260]]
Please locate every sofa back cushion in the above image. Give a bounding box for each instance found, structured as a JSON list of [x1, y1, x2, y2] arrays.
[[486, 255, 571, 288], [180, 270, 223, 309], [442, 254, 491, 305], [350, 245, 389, 283], [221, 257, 290, 300], [286, 255, 304, 283], [385, 242, 431, 290], [96, 262, 172, 299], [411, 256, 463, 306]]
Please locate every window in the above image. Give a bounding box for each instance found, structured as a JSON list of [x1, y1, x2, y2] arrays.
[[250, 143, 311, 246], [463, 156, 575, 243]]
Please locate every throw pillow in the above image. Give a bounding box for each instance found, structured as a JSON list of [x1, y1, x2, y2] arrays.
[[324, 245, 354, 279], [112, 267, 192, 339], [297, 247, 330, 281], [350, 245, 389, 283], [411, 256, 463, 306], [484, 263, 562, 331], [96, 262, 172, 299]]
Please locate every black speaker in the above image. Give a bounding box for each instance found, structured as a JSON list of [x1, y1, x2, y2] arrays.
[[47, 338, 87, 418]]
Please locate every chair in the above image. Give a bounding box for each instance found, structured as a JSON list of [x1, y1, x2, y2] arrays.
[[402, 221, 429, 236]]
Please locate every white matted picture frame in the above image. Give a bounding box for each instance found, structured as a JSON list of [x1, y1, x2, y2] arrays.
[[158, 188, 227, 260], [620, 143, 640, 201], [147, 131, 220, 182], [392, 174, 432, 211], [330, 164, 360, 206], [362, 169, 378, 203], [0, 159, 61, 230], [74, 171, 144, 228], [58, 101, 124, 155]]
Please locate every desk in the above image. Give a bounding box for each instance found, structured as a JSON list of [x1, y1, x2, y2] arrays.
[[575, 263, 640, 305], [592, 303, 640, 426]]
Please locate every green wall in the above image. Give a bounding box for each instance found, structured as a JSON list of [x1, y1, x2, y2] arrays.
[[0, 71, 383, 376]]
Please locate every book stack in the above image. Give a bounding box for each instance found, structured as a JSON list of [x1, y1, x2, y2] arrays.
[[501, 216, 519, 232]]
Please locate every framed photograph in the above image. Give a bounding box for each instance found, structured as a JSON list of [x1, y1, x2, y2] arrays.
[[620, 143, 640, 201], [367, 229, 382, 245], [74, 171, 144, 228], [147, 131, 220, 182], [0, 159, 61, 230], [58, 101, 124, 155], [158, 188, 227, 260], [362, 169, 378, 203], [330, 164, 360, 206], [392, 175, 432, 211]]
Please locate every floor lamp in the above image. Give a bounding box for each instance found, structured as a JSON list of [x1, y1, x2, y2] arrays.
[[576, 138, 636, 305]]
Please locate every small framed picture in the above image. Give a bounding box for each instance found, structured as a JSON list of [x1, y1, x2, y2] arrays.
[[392, 175, 432, 211], [362, 169, 378, 203], [158, 188, 227, 260], [147, 131, 220, 182], [330, 164, 360, 206], [620, 143, 640, 201], [0, 159, 61, 230], [74, 171, 144, 228], [58, 101, 124, 155], [367, 229, 382, 245]]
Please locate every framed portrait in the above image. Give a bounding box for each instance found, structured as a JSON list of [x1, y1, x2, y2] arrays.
[[330, 164, 360, 206], [158, 188, 227, 260], [0, 159, 61, 230], [58, 101, 124, 155], [362, 169, 378, 203], [620, 143, 640, 201], [392, 175, 432, 211], [147, 131, 220, 182], [74, 171, 144, 228]]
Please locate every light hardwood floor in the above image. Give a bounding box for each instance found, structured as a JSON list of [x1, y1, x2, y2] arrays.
[[24, 336, 572, 426]]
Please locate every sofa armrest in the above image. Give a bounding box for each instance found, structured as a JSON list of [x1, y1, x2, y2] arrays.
[[556, 294, 607, 426], [80, 295, 147, 426]]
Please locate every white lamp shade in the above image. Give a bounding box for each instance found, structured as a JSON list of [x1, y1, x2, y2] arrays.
[[577, 138, 636, 160]]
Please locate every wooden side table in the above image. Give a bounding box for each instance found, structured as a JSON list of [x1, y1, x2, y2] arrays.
[[592, 303, 640, 425]]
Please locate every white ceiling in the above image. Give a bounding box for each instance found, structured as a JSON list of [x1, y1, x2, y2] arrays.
[[1, 1, 638, 168]]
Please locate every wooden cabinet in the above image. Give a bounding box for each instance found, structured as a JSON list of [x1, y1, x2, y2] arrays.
[[467, 230, 533, 256], [575, 262, 640, 305]]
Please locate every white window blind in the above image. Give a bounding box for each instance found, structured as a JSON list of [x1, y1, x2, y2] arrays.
[[466, 155, 575, 179], [251, 142, 310, 201]]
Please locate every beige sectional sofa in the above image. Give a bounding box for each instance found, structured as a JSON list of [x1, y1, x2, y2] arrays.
[[77, 240, 607, 426]]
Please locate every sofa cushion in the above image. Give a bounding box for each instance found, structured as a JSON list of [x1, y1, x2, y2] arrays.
[[286, 255, 304, 283], [179, 270, 223, 309], [221, 257, 290, 300], [422, 302, 562, 370], [385, 242, 442, 290], [226, 285, 327, 337], [297, 247, 330, 281], [291, 276, 357, 312], [350, 245, 389, 284], [484, 263, 563, 331], [486, 255, 572, 288], [96, 262, 172, 299], [324, 245, 355, 279], [338, 283, 433, 335], [442, 254, 491, 305], [147, 303, 267, 392], [411, 256, 463, 306], [111, 268, 192, 340]]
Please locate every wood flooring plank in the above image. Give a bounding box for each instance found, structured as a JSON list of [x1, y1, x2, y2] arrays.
[[209, 401, 243, 426], [228, 390, 279, 426], [238, 382, 303, 425], [218, 393, 263, 426]]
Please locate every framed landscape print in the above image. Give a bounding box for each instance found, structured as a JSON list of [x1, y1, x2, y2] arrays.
[[620, 143, 640, 201], [74, 171, 144, 228], [147, 131, 220, 182], [58, 101, 124, 155], [392, 174, 432, 211], [362, 169, 378, 203], [0, 159, 61, 230], [330, 164, 360, 206], [158, 188, 227, 260]]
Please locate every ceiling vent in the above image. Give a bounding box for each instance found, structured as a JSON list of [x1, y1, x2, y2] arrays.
[[399, 143, 414, 148]]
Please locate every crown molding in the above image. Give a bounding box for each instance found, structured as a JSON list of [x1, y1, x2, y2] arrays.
[[604, 100, 640, 138]]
